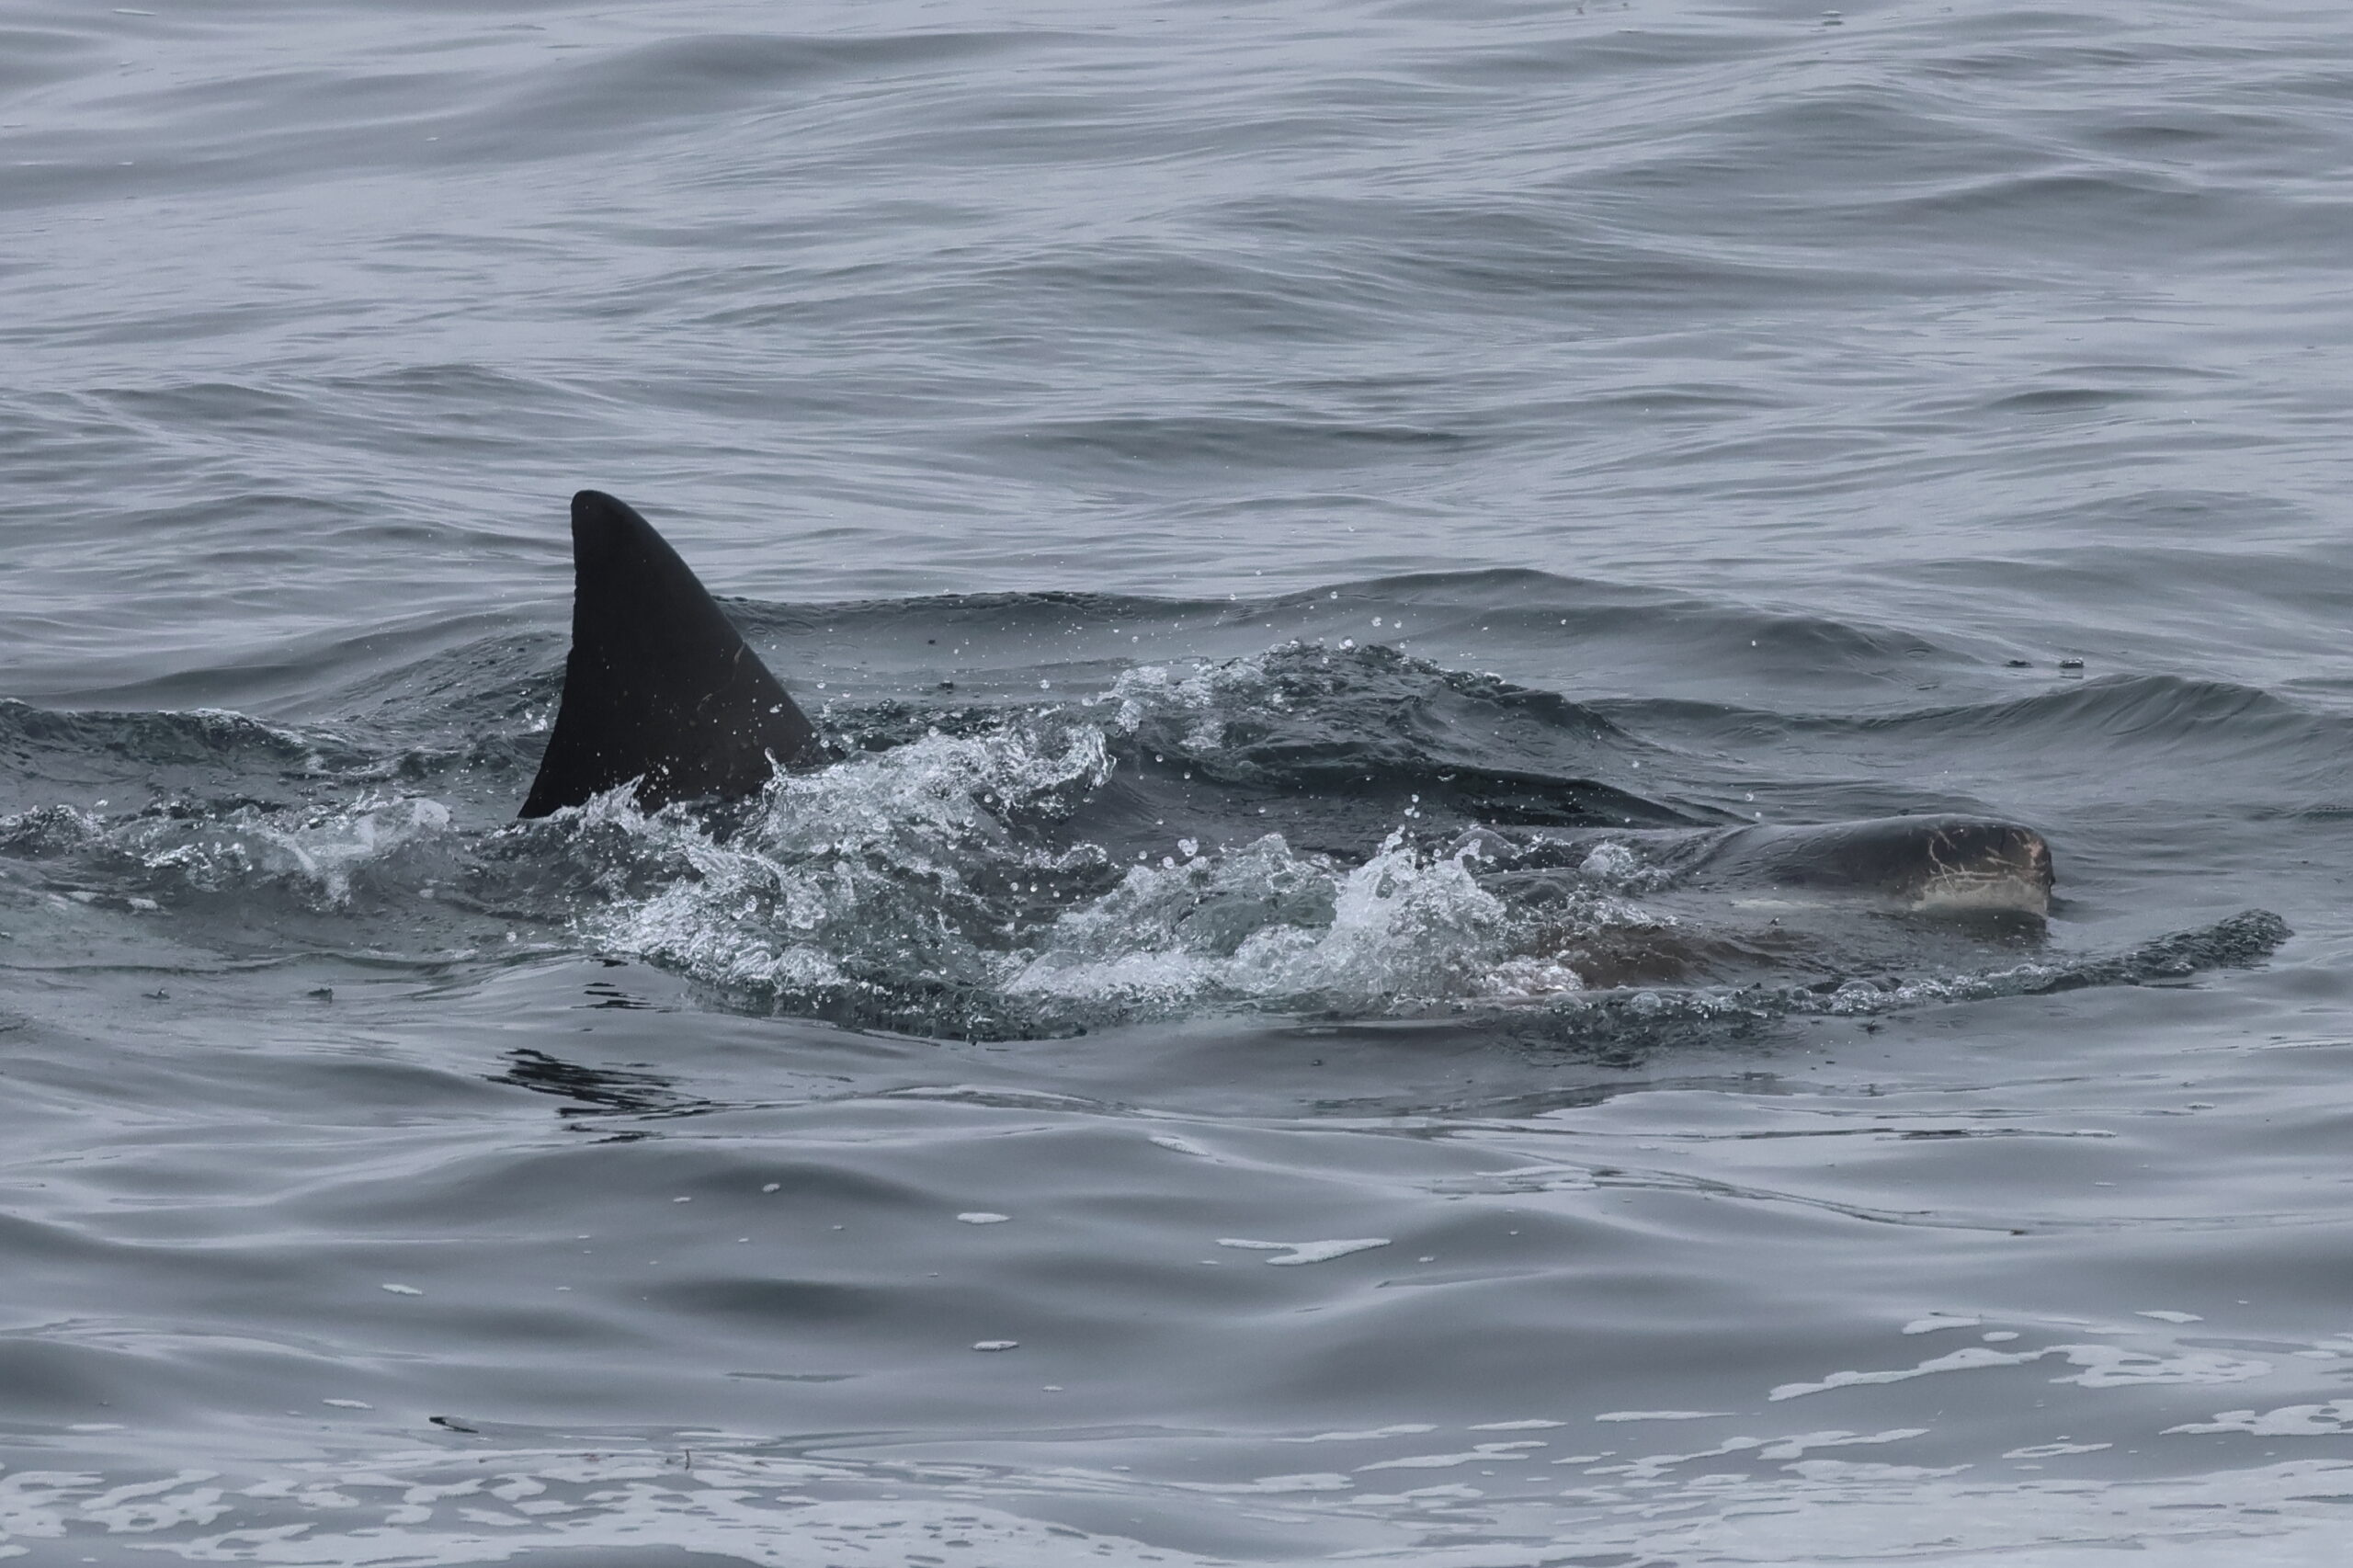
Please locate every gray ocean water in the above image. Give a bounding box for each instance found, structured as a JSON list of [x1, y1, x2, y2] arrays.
[[6, 0, 2353, 1562]]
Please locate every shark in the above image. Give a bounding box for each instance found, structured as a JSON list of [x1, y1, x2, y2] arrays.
[[519, 489, 2055, 918]]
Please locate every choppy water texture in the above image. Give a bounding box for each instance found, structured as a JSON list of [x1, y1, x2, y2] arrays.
[[6, 0, 2353, 1562]]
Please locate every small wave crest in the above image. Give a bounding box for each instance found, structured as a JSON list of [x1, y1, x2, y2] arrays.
[[2, 793, 458, 912]]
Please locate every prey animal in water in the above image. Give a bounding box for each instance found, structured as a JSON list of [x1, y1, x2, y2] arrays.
[[519, 489, 2056, 919]]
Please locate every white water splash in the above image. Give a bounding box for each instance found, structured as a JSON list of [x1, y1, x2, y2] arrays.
[[1013, 830, 1583, 1015], [125, 794, 454, 907]]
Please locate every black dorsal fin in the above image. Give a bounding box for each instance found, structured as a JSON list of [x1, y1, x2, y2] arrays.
[[518, 490, 822, 818]]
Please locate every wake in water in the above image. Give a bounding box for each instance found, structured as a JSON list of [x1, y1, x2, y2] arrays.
[[0, 636, 2290, 1042]]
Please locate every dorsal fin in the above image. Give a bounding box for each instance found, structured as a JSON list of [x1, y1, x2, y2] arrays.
[[518, 490, 822, 818]]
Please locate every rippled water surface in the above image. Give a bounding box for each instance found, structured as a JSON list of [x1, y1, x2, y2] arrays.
[[7, 0, 2353, 1562]]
